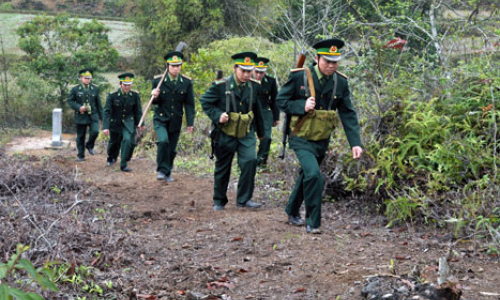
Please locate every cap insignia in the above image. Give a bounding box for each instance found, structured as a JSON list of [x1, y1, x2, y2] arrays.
[[330, 46, 337, 53], [244, 57, 251, 63]]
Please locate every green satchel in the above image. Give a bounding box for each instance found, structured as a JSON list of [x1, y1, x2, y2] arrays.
[[290, 73, 339, 141], [290, 110, 337, 141]]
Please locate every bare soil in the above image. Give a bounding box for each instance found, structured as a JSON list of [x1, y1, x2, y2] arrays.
[[2, 132, 500, 300]]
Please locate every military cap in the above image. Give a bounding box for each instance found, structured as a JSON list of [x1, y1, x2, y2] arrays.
[[313, 38, 345, 62], [118, 72, 135, 85], [254, 57, 270, 72], [79, 68, 93, 78], [164, 51, 184, 66], [231, 52, 257, 71]]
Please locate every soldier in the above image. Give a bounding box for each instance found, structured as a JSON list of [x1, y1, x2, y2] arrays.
[[253, 57, 279, 169], [276, 39, 363, 234], [67, 68, 103, 161], [102, 73, 143, 172], [151, 51, 195, 182], [200, 52, 266, 211]]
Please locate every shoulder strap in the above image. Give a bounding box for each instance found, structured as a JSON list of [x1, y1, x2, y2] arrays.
[[225, 76, 238, 113], [248, 81, 253, 111], [303, 70, 310, 98], [328, 73, 338, 111]]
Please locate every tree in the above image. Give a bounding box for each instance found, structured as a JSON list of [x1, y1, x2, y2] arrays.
[[16, 14, 119, 108], [132, 0, 225, 77]]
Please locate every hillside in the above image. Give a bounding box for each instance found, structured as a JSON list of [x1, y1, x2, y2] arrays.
[[0, 12, 135, 57], [6, 0, 134, 18]]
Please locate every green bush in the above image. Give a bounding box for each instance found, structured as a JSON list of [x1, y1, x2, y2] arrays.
[[0, 244, 58, 299]]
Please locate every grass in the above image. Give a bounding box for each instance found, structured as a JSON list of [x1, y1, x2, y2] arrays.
[[0, 12, 135, 57]]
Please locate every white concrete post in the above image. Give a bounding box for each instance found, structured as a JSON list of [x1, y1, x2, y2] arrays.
[[51, 108, 62, 146]]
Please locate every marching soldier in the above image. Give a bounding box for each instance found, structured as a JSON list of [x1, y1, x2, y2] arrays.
[[102, 73, 143, 172], [253, 57, 279, 169], [67, 68, 103, 161], [200, 52, 266, 211], [151, 51, 195, 182], [276, 39, 363, 233]]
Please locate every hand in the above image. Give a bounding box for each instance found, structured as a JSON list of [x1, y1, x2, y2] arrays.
[[103, 129, 109, 136], [219, 112, 229, 124], [352, 146, 363, 159], [305, 97, 316, 112], [151, 88, 160, 98], [272, 121, 280, 127], [79, 106, 86, 113], [187, 126, 194, 133]]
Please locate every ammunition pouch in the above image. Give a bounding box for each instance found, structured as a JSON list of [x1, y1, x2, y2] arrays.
[[81, 103, 91, 114], [290, 110, 337, 141], [220, 76, 255, 139], [221, 111, 254, 139]]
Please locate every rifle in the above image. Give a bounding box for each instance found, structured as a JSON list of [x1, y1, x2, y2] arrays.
[[278, 52, 306, 159], [135, 42, 187, 142], [209, 70, 224, 160], [290, 67, 315, 137]]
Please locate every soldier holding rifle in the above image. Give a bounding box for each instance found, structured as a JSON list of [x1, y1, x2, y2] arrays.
[[277, 39, 363, 234], [150, 51, 195, 182], [200, 52, 266, 211]]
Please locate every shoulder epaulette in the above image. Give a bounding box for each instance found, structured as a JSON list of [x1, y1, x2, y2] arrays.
[[153, 74, 163, 79], [290, 68, 305, 73], [336, 71, 348, 79], [214, 78, 226, 85], [181, 74, 192, 80], [131, 89, 139, 94], [250, 78, 261, 84]]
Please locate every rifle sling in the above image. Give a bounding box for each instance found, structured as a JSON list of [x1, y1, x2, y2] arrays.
[[225, 76, 253, 114]]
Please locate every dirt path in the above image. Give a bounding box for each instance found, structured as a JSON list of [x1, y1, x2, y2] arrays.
[[4, 133, 500, 299]]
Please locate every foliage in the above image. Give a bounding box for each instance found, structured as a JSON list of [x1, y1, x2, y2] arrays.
[[0, 244, 58, 300], [15, 14, 119, 108], [131, 0, 225, 77]]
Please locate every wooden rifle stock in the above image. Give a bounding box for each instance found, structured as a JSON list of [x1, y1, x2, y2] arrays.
[[278, 53, 306, 159], [137, 68, 169, 128]]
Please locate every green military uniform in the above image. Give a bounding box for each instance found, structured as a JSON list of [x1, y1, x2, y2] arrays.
[[102, 73, 142, 170], [254, 57, 279, 167], [200, 52, 265, 209], [276, 39, 362, 231], [67, 69, 103, 160], [152, 51, 195, 181]]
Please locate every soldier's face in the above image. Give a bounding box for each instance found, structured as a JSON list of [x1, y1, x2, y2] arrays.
[[80, 76, 92, 85], [168, 64, 181, 77], [316, 56, 338, 76], [121, 83, 132, 93], [253, 71, 265, 81], [234, 66, 252, 83]]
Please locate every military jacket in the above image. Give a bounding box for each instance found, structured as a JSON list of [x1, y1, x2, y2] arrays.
[[258, 75, 279, 122], [152, 74, 195, 132], [103, 88, 142, 134], [67, 83, 103, 125], [200, 75, 266, 139], [276, 64, 362, 147]]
